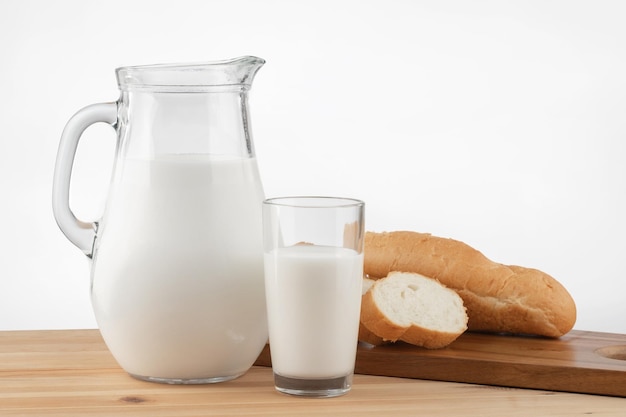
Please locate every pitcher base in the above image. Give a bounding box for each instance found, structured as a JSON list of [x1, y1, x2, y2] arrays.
[[129, 371, 245, 385]]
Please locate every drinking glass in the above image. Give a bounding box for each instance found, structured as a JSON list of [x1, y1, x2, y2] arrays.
[[263, 196, 365, 397]]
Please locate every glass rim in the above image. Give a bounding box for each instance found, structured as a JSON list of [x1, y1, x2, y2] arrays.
[[263, 196, 364, 209], [115, 56, 265, 92]]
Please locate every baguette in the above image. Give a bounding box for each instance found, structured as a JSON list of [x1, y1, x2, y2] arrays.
[[360, 271, 468, 348], [364, 231, 576, 337]]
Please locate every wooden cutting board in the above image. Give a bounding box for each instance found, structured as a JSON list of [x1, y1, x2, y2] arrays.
[[254, 330, 626, 397]]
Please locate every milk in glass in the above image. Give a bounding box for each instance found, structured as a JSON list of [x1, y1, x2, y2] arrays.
[[264, 245, 363, 378]]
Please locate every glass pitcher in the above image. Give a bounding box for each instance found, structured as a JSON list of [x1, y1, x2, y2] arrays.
[[52, 56, 268, 384]]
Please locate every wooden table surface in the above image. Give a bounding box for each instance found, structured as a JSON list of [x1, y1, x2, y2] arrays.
[[1, 329, 625, 416]]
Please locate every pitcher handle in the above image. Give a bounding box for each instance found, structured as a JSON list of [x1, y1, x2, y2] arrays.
[[52, 102, 118, 257]]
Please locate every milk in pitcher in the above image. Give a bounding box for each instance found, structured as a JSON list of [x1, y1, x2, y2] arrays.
[[91, 155, 267, 383]]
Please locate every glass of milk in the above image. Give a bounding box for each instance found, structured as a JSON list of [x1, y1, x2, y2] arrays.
[[262, 196, 365, 397]]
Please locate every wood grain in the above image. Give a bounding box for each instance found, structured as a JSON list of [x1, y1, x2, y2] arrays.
[[1, 329, 626, 416], [256, 330, 626, 397]]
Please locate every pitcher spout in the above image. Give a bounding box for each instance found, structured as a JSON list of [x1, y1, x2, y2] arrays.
[[229, 55, 266, 86]]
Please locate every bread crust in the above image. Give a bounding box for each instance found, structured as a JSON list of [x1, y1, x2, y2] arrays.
[[364, 231, 576, 337], [358, 321, 387, 346], [360, 289, 407, 342], [359, 277, 388, 346], [400, 325, 464, 349]]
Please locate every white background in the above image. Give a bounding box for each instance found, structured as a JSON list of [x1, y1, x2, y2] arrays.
[[1, 0, 625, 333]]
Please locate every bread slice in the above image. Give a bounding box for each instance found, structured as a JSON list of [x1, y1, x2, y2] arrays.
[[360, 271, 468, 349]]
